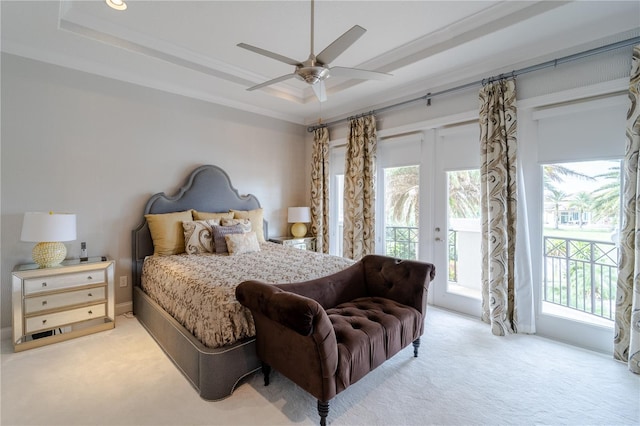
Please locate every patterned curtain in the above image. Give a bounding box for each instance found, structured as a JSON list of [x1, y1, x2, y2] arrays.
[[310, 127, 330, 253], [479, 79, 518, 336], [614, 44, 640, 374], [343, 115, 377, 260]]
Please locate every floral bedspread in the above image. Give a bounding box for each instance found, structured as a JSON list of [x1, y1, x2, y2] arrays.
[[141, 242, 354, 348]]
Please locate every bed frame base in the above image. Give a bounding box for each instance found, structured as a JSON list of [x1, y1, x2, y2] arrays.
[[133, 286, 260, 400]]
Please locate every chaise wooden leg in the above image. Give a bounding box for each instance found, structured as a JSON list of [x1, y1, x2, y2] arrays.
[[262, 363, 271, 386], [317, 400, 330, 426], [413, 338, 420, 357]]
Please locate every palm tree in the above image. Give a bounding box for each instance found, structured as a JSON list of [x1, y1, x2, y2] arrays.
[[448, 170, 481, 219], [545, 186, 567, 229], [569, 192, 593, 228], [543, 164, 594, 189], [385, 166, 419, 226], [591, 166, 621, 226]]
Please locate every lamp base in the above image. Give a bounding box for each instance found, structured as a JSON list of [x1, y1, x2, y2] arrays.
[[32, 242, 67, 268], [291, 223, 308, 238]]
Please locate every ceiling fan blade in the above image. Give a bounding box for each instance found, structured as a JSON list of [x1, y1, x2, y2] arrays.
[[312, 80, 327, 102], [330, 66, 392, 81], [316, 25, 366, 65], [247, 73, 297, 91], [237, 43, 301, 66]]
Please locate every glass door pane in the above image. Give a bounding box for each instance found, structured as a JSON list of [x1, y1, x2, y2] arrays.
[[447, 169, 481, 298], [383, 166, 419, 260]]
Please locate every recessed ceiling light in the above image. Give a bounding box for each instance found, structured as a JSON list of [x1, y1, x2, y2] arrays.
[[106, 0, 127, 11]]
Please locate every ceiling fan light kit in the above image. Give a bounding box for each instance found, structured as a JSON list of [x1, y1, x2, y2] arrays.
[[238, 0, 391, 102]]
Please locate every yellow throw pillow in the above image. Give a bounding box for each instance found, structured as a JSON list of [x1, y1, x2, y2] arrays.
[[231, 208, 265, 242], [193, 211, 234, 221], [145, 210, 194, 255]]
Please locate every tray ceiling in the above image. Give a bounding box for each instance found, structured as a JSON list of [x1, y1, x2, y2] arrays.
[[2, 1, 639, 125]]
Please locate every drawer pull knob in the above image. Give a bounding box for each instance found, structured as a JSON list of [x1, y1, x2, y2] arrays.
[[88, 293, 93, 297], [87, 276, 93, 280], [41, 282, 47, 287], [88, 310, 93, 314], [42, 301, 47, 306], [42, 319, 47, 324]]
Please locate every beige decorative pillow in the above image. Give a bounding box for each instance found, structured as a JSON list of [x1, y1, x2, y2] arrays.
[[231, 208, 265, 242], [193, 211, 234, 221], [225, 231, 261, 255], [145, 210, 194, 256], [182, 219, 218, 254], [221, 218, 252, 233]]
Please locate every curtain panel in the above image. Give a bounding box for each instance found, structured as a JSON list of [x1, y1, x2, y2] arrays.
[[479, 79, 519, 336], [343, 115, 377, 260], [614, 44, 640, 374], [311, 127, 330, 253]]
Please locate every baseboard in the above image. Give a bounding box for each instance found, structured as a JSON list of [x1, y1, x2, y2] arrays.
[[116, 301, 133, 316]]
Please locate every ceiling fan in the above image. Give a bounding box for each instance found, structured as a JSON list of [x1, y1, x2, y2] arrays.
[[238, 0, 391, 102]]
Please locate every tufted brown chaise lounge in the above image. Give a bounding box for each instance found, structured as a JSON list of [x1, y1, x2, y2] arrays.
[[236, 254, 435, 425]]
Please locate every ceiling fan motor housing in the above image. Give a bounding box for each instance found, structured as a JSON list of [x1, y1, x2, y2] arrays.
[[296, 66, 331, 85]]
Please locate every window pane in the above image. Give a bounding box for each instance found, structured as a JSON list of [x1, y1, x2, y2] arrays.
[[330, 174, 344, 257], [542, 160, 621, 324]]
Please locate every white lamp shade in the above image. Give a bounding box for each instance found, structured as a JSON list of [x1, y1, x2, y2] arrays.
[[288, 207, 311, 223], [21, 212, 77, 242]]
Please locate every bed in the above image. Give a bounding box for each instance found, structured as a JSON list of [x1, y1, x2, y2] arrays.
[[131, 164, 353, 400]]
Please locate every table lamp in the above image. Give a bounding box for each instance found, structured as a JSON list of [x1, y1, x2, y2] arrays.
[[21, 212, 77, 268], [288, 207, 311, 238]]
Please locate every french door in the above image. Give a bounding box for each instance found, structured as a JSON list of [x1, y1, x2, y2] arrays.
[[376, 134, 425, 260], [431, 124, 483, 317]]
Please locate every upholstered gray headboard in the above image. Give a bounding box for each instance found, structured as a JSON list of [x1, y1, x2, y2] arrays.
[[131, 164, 267, 287]]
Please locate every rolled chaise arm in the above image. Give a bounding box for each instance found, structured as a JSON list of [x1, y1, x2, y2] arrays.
[[235, 280, 339, 397], [236, 280, 327, 336]]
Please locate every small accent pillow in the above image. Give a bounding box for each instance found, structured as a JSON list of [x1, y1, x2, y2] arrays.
[[221, 218, 252, 233], [182, 219, 218, 254], [225, 232, 261, 256], [193, 211, 234, 221], [211, 224, 244, 254], [145, 210, 194, 256], [231, 208, 265, 243]]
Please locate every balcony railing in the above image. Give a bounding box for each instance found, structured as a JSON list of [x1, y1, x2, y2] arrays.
[[385, 228, 618, 321], [543, 236, 618, 321], [385, 226, 419, 260]]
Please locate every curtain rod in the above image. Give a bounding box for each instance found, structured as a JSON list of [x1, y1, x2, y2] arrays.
[[307, 35, 640, 133]]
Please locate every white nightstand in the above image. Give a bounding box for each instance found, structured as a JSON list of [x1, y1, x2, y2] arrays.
[[12, 257, 115, 352], [269, 236, 316, 251]]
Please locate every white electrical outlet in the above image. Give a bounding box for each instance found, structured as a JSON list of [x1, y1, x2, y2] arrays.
[[119, 276, 128, 287]]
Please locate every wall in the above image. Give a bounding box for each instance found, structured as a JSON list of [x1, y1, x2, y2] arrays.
[[1, 54, 307, 328]]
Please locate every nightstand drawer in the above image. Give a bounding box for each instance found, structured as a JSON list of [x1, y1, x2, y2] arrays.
[[287, 241, 308, 249], [25, 303, 106, 333], [24, 286, 106, 314], [24, 270, 106, 295]]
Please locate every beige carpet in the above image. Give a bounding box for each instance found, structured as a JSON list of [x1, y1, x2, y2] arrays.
[[1, 307, 638, 426]]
